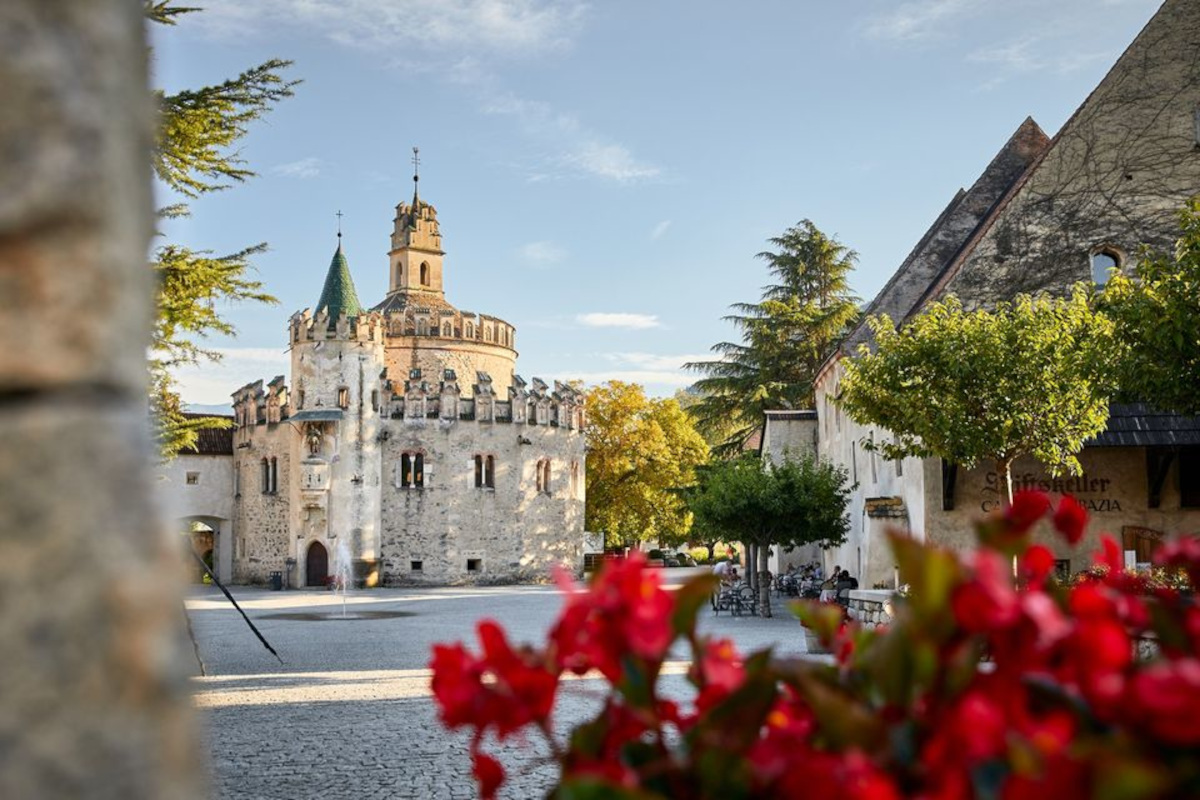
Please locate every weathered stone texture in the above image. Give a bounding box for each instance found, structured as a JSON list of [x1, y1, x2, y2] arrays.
[[939, 0, 1200, 305], [0, 3, 202, 796]]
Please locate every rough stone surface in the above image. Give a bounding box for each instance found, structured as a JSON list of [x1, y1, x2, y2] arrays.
[[0, 1, 155, 394], [187, 572, 826, 799]]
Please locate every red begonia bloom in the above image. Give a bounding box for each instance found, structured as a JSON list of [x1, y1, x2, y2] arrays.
[[1052, 494, 1088, 545], [1129, 658, 1200, 745], [1007, 490, 1052, 534], [952, 550, 1020, 633], [471, 751, 505, 800], [1022, 544, 1056, 586], [550, 552, 674, 681]]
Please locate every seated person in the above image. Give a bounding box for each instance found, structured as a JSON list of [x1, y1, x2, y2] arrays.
[[819, 565, 841, 602]]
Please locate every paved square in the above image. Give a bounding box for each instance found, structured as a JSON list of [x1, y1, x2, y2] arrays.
[[188, 570, 819, 799]]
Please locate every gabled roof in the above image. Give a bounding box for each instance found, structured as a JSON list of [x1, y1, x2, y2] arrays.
[[1088, 404, 1200, 448], [315, 241, 363, 320], [179, 413, 234, 455], [921, 0, 1200, 308], [816, 117, 1049, 384], [845, 117, 1049, 353]]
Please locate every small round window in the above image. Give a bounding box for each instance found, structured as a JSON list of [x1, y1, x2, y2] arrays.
[[1091, 249, 1120, 286]]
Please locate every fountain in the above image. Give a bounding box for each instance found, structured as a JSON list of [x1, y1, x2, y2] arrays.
[[331, 537, 354, 618]]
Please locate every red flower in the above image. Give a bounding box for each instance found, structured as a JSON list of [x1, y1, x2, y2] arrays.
[[429, 620, 558, 741], [1095, 535, 1124, 574], [1007, 490, 1052, 534], [1021, 544, 1056, 586], [471, 751, 505, 800], [1129, 658, 1200, 745], [952, 550, 1020, 633], [1052, 494, 1088, 545], [550, 552, 674, 681]]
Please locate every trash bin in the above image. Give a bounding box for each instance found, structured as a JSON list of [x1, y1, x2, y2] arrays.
[[269, 571, 283, 591]]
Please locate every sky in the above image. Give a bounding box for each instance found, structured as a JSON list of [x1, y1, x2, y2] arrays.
[[155, 0, 1164, 408]]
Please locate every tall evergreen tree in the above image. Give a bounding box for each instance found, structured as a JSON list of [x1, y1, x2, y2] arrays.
[[146, 2, 297, 457], [686, 220, 859, 453]]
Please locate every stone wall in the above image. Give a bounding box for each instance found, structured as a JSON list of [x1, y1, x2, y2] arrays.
[[937, 0, 1200, 306], [0, 2, 203, 795], [231, 423, 293, 584], [845, 590, 897, 630], [379, 415, 585, 584], [383, 330, 517, 398]]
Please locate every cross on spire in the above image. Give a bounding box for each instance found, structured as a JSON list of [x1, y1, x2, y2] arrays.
[[335, 209, 343, 239], [411, 146, 421, 207]]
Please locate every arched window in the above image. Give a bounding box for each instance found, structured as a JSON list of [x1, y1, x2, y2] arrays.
[[417, 318, 427, 336], [261, 458, 270, 494], [465, 322, 474, 339], [486, 455, 495, 488], [337, 387, 349, 408], [540, 459, 552, 495], [474, 454, 483, 488], [399, 452, 425, 489], [420, 262, 430, 285], [484, 327, 492, 342], [442, 322, 451, 337], [1091, 248, 1121, 286], [270, 457, 278, 494], [401, 453, 412, 487]]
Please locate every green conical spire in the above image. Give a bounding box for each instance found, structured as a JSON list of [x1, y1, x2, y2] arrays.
[[315, 239, 363, 320]]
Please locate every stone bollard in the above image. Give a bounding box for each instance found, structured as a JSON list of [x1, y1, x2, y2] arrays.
[[0, 2, 203, 798]]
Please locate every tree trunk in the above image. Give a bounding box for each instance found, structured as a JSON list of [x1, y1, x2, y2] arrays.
[[758, 544, 773, 618], [0, 3, 203, 796], [746, 543, 757, 592], [996, 457, 1014, 507]]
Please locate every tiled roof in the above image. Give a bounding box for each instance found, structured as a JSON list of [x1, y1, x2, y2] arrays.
[[315, 241, 363, 319], [1088, 404, 1200, 448], [180, 413, 234, 455]]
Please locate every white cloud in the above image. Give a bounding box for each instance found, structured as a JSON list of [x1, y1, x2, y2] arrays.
[[482, 92, 661, 184], [173, 347, 290, 406], [518, 240, 567, 265], [650, 220, 672, 241], [272, 157, 322, 179], [194, 0, 588, 58], [575, 313, 662, 330], [553, 352, 712, 392], [969, 36, 1105, 74], [863, 0, 980, 42]]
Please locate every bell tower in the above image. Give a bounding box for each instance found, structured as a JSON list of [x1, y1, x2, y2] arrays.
[[386, 147, 445, 299]]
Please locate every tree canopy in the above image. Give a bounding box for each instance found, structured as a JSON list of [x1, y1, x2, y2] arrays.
[[838, 288, 1121, 504], [585, 382, 709, 549], [688, 453, 851, 616], [1102, 199, 1200, 415], [146, 2, 296, 457], [686, 220, 859, 454]]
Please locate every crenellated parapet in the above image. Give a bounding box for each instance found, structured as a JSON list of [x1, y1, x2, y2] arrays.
[[290, 308, 386, 345], [375, 306, 515, 349], [231, 375, 291, 446], [378, 369, 585, 430]]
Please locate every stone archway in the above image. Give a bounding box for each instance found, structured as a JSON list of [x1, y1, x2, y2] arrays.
[[306, 541, 328, 588], [186, 520, 215, 583], [181, 516, 231, 584]]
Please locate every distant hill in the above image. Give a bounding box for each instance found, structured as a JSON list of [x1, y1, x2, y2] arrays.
[[184, 403, 232, 416]]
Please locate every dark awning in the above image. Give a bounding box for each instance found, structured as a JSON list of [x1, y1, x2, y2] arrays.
[[287, 409, 345, 423], [1088, 403, 1200, 448]]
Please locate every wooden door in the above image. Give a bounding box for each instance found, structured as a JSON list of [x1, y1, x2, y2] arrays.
[[306, 541, 328, 587]]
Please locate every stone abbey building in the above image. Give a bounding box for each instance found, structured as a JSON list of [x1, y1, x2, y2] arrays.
[[766, 0, 1200, 587], [191, 179, 585, 587]]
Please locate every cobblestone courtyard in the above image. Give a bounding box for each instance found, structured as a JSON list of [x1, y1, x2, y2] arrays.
[[188, 569, 820, 799]]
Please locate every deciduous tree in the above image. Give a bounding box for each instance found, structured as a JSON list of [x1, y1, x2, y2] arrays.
[[838, 288, 1121, 505], [1102, 199, 1200, 415], [688, 454, 851, 617], [585, 382, 709, 549]]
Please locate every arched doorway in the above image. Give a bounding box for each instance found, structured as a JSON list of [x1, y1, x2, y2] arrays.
[[306, 541, 328, 588], [187, 521, 216, 583]]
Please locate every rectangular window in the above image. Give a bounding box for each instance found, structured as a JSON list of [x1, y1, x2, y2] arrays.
[[337, 387, 349, 409], [371, 389, 379, 411], [411, 560, 423, 572], [1181, 449, 1200, 508], [402, 453, 413, 487], [186, 472, 200, 485], [467, 558, 482, 572], [474, 454, 483, 488], [485, 455, 495, 489], [414, 453, 424, 488]]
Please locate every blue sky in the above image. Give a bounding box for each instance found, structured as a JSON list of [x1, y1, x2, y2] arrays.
[[156, 0, 1163, 406]]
